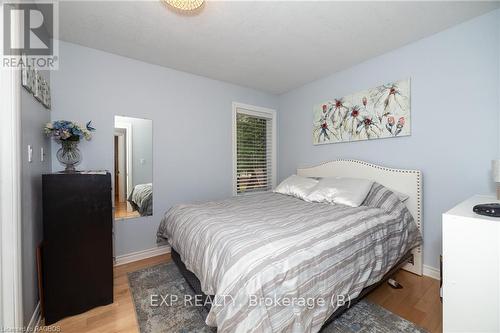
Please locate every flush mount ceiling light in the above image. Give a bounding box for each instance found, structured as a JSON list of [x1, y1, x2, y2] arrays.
[[164, 0, 204, 11]]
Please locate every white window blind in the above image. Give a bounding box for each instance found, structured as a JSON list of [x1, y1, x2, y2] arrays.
[[233, 105, 275, 195]]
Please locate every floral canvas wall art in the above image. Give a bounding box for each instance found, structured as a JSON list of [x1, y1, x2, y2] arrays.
[[313, 79, 411, 145]]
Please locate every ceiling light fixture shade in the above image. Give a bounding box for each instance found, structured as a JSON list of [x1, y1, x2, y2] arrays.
[[164, 0, 204, 11]]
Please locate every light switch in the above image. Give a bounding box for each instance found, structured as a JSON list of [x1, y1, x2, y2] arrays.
[[140, 158, 145, 165], [40, 147, 45, 162], [27, 145, 33, 163]]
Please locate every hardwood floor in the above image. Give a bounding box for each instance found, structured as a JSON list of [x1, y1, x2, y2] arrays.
[[44, 254, 442, 333], [114, 201, 140, 219], [44, 254, 168, 333], [366, 269, 442, 333]]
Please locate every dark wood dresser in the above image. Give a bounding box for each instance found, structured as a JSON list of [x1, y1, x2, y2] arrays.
[[42, 172, 113, 325]]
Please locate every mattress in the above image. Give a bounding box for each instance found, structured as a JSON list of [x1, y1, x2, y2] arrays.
[[157, 190, 421, 333], [127, 183, 152, 216]]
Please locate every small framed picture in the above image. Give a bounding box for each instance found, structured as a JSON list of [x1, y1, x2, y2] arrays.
[[43, 83, 51, 110], [27, 68, 37, 94], [33, 71, 43, 102], [22, 62, 51, 110], [41, 81, 47, 106], [21, 54, 30, 91], [39, 79, 47, 104]]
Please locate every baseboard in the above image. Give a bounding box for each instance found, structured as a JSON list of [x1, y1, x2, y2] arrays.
[[27, 302, 41, 331], [423, 265, 440, 280], [114, 245, 171, 266]]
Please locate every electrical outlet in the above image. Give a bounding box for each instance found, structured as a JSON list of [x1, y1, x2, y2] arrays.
[[27, 145, 33, 163]]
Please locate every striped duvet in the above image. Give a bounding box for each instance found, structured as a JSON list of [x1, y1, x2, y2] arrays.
[[157, 184, 422, 333]]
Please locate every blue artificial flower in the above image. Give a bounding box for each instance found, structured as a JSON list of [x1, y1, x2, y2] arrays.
[[73, 128, 82, 137], [45, 120, 95, 141]]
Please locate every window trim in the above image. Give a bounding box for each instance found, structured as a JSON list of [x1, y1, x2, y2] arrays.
[[232, 102, 277, 196]]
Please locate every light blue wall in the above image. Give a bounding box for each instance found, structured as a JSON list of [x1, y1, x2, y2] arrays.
[[51, 9, 499, 270], [51, 41, 278, 256], [19, 4, 52, 323], [20, 70, 52, 324], [124, 116, 153, 187], [278, 9, 500, 270]]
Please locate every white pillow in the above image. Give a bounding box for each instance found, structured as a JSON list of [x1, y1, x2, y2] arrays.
[[305, 177, 374, 207], [274, 175, 319, 200]]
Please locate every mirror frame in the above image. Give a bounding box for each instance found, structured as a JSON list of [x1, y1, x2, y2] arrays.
[[113, 115, 153, 221]]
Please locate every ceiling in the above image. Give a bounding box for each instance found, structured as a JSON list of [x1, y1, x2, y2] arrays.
[[57, 1, 500, 94]]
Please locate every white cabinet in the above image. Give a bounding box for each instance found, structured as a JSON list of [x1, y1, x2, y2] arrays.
[[443, 195, 500, 333]]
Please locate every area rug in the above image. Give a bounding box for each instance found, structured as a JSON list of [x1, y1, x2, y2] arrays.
[[128, 262, 427, 333]]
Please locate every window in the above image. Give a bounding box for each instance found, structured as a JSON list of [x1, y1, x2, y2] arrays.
[[232, 103, 276, 195]]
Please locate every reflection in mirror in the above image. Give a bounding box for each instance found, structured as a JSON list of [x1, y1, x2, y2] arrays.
[[114, 116, 153, 220]]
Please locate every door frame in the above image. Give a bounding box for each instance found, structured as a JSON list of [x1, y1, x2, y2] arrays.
[[0, 7, 24, 328], [113, 131, 126, 202], [114, 120, 133, 198]]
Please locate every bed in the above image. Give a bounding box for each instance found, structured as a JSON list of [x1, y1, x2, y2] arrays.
[[157, 160, 423, 333], [128, 183, 153, 216]]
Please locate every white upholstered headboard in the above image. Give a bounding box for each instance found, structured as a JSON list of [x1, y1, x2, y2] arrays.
[[297, 159, 423, 276]]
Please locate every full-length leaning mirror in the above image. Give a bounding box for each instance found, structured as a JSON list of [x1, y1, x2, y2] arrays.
[[114, 116, 153, 220]]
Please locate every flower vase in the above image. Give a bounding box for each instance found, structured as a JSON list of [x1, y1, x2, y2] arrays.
[[57, 140, 82, 172]]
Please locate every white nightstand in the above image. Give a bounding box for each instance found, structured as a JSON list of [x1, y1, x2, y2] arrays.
[[442, 195, 500, 333]]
